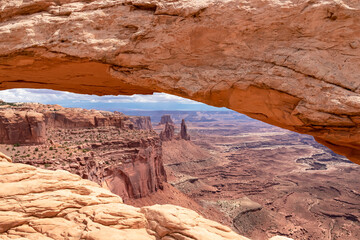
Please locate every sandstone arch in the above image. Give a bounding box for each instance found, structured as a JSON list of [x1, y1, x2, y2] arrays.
[[1, 0, 360, 164]]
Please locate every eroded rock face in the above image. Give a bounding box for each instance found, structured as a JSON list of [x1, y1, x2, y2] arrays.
[[1, 103, 165, 200], [0, 109, 45, 144], [179, 119, 190, 141], [101, 135, 167, 200], [0, 161, 249, 240], [159, 115, 174, 125], [128, 115, 153, 130], [0, 103, 151, 144], [159, 122, 175, 141], [0, 0, 360, 163]]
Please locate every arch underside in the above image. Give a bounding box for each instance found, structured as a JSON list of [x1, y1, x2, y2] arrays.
[[1, 0, 360, 164]]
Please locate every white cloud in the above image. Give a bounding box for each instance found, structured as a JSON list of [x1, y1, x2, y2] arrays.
[[0, 88, 198, 104]]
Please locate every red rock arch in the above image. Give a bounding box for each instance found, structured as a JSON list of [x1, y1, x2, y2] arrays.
[[1, 0, 360, 164]]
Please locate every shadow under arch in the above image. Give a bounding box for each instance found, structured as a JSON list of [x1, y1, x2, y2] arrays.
[[1, 51, 359, 165]]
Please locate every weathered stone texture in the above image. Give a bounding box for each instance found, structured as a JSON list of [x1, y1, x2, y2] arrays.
[[0, 161, 249, 240], [1, 0, 360, 163]]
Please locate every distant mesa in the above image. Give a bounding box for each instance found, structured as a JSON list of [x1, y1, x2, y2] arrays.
[[0, 102, 152, 145], [159, 114, 174, 125]]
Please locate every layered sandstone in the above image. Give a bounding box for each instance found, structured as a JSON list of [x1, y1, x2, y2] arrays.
[[0, 102, 164, 200], [0, 103, 151, 144], [35, 104, 152, 130], [0, 109, 45, 144], [5, 110, 165, 201], [161, 113, 360, 239], [179, 119, 190, 141], [159, 115, 174, 125], [1, 0, 360, 163], [0, 160, 249, 240], [159, 122, 175, 141], [100, 134, 167, 200], [128, 115, 152, 130]]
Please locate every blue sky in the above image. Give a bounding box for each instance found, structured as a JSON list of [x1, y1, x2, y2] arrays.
[[0, 88, 225, 111]]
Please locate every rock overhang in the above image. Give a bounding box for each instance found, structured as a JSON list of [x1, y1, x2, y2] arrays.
[[1, 0, 360, 164]]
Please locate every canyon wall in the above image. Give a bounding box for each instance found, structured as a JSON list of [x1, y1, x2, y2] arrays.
[[100, 136, 167, 200], [16, 127, 167, 201], [0, 109, 46, 144], [1, 0, 360, 163], [0, 103, 151, 144], [0, 103, 166, 200]]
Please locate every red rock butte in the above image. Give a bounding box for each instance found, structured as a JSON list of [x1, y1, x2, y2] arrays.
[[1, 0, 360, 164]]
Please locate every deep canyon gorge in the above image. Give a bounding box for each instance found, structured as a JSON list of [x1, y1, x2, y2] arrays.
[[0, 102, 359, 239], [1, 0, 360, 239]]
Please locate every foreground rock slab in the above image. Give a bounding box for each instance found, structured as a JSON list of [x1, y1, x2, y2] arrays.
[[0, 0, 360, 164], [0, 160, 249, 240]]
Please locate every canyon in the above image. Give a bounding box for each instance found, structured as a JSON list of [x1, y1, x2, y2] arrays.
[[0, 103, 296, 240], [1, 0, 360, 239], [0, 102, 359, 239], [157, 112, 360, 239], [0, 102, 165, 201]]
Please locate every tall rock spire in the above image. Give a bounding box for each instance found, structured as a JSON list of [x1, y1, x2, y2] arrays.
[[180, 119, 190, 141], [160, 122, 175, 141]]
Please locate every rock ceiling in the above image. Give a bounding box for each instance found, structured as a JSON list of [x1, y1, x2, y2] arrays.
[[1, 0, 360, 164]]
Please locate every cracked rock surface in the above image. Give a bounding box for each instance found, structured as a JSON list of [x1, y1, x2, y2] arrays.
[[0, 157, 249, 240], [1, 0, 360, 164]]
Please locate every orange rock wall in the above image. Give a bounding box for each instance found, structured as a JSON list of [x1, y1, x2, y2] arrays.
[[0, 0, 360, 164]]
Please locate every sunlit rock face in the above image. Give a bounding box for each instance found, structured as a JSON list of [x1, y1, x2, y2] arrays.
[[160, 122, 175, 141], [179, 119, 190, 141], [159, 115, 174, 125], [0, 103, 151, 144], [0, 109, 46, 144], [0, 103, 166, 200], [1, 0, 360, 164], [0, 160, 249, 240]]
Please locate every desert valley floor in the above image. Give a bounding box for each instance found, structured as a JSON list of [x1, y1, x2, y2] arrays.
[[137, 111, 360, 240]]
